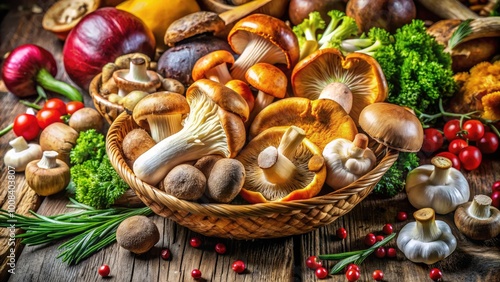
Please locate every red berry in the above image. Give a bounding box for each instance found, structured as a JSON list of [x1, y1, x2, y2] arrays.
[[346, 269, 361, 282], [98, 264, 110, 277], [215, 243, 226, 254], [364, 233, 376, 246], [375, 247, 386, 258], [429, 268, 442, 281], [345, 264, 360, 273], [386, 247, 397, 258], [491, 191, 500, 209], [232, 260, 246, 274], [382, 223, 393, 235], [372, 269, 384, 281], [160, 248, 171, 260], [492, 180, 500, 192], [396, 211, 408, 222], [191, 269, 202, 279], [336, 227, 347, 239], [315, 267, 328, 279], [375, 235, 385, 242], [190, 237, 202, 248], [305, 256, 322, 270]]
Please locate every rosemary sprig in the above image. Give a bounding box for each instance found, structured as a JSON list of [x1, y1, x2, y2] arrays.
[[318, 233, 397, 274], [0, 198, 153, 265], [446, 19, 473, 52]]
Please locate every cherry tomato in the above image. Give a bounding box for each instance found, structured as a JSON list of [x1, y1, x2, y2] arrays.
[[492, 181, 500, 192], [232, 260, 246, 274], [462, 119, 485, 141], [429, 268, 442, 281], [382, 223, 393, 235], [477, 132, 499, 154], [215, 243, 227, 254], [315, 267, 328, 279], [443, 119, 462, 141], [396, 211, 408, 222], [436, 152, 461, 170], [458, 146, 482, 171], [190, 237, 202, 248], [98, 264, 110, 277], [191, 269, 202, 279], [372, 269, 384, 281], [36, 108, 62, 129], [336, 227, 347, 239], [346, 269, 361, 282], [364, 233, 376, 246], [491, 191, 500, 209], [305, 256, 322, 270], [448, 138, 468, 155], [375, 247, 386, 258], [160, 248, 171, 260], [13, 113, 40, 141], [422, 128, 444, 153], [43, 98, 67, 115], [66, 101, 85, 115], [386, 247, 397, 258]]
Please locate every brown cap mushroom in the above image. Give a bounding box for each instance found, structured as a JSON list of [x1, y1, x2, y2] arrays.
[[25, 151, 71, 196], [454, 194, 500, 241], [133, 91, 190, 142], [358, 102, 424, 152], [160, 164, 207, 201], [236, 126, 326, 203], [249, 97, 358, 150], [192, 50, 234, 84], [116, 215, 160, 254], [122, 128, 157, 168], [227, 13, 299, 81], [225, 79, 255, 113], [164, 11, 225, 47], [113, 57, 161, 97], [206, 158, 246, 203]]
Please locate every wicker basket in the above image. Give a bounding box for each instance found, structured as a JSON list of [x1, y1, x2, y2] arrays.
[[107, 112, 399, 240], [89, 74, 125, 125]]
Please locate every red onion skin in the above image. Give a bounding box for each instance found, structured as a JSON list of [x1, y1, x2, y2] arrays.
[[63, 7, 156, 90], [2, 44, 57, 98]]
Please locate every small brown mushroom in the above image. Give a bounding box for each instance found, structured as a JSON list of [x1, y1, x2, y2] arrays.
[[68, 107, 104, 133], [206, 158, 245, 203], [454, 194, 500, 241], [225, 79, 254, 112], [160, 164, 207, 201], [113, 57, 161, 97], [122, 128, 157, 168], [39, 122, 79, 165], [25, 151, 70, 196], [164, 11, 225, 47], [192, 50, 234, 84], [116, 215, 160, 254], [194, 155, 224, 179]]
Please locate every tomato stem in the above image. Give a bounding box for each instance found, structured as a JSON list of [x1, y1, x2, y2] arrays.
[[36, 68, 83, 102]]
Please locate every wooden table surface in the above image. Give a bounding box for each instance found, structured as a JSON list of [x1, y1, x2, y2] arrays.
[[1, 1, 499, 282]]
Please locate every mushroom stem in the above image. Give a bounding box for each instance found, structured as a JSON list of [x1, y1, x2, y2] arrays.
[[318, 82, 353, 114], [119, 58, 152, 97], [413, 208, 442, 242], [349, 133, 369, 158], [37, 151, 60, 169], [468, 195, 492, 219], [278, 126, 306, 159], [258, 146, 296, 184], [206, 64, 233, 84], [10, 136, 30, 152], [248, 91, 274, 123], [147, 114, 184, 142], [230, 34, 285, 81], [428, 157, 452, 186]]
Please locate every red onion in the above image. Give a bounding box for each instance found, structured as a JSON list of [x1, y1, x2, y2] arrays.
[[63, 7, 156, 90], [2, 44, 82, 101]]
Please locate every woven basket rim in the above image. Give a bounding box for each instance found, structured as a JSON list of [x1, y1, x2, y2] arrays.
[[107, 112, 399, 218]]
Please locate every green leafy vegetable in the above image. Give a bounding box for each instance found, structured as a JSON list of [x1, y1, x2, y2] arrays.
[[373, 152, 420, 196]]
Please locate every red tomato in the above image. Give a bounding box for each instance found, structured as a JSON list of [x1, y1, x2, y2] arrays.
[[436, 152, 461, 170], [43, 98, 67, 115], [66, 101, 85, 115], [422, 128, 444, 153], [462, 119, 485, 141], [443, 119, 462, 141], [477, 132, 499, 154], [36, 109, 63, 129], [448, 139, 468, 155], [13, 113, 40, 141], [459, 146, 482, 171]]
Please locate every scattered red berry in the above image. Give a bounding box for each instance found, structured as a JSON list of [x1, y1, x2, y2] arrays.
[[190, 237, 202, 248], [232, 260, 246, 274], [336, 227, 348, 240], [375, 247, 386, 258], [315, 267, 328, 279], [386, 247, 397, 258], [429, 268, 442, 281], [345, 264, 360, 273], [492, 180, 500, 192], [215, 243, 227, 254], [98, 264, 110, 277], [160, 248, 171, 260], [491, 191, 500, 209], [396, 211, 408, 222], [305, 256, 322, 270], [375, 235, 385, 242], [364, 233, 376, 246], [346, 269, 361, 282], [382, 223, 393, 235], [372, 269, 384, 281], [191, 269, 202, 279]]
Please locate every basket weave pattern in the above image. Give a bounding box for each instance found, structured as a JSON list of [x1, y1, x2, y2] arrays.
[[107, 112, 399, 239]]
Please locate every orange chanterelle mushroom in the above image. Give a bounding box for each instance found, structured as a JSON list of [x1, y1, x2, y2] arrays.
[[291, 48, 388, 124]]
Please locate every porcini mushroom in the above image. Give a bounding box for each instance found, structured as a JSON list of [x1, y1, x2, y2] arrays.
[[113, 57, 161, 97], [116, 215, 160, 254], [206, 158, 245, 203], [4, 136, 42, 172], [133, 79, 249, 185], [192, 50, 234, 84], [228, 13, 300, 81], [236, 126, 326, 203], [25, 151, 71, 196], [291, 48, 388, 124], [249, 97, 358, 150], [454, 194, 500, 241], [132, 91, 190, 142], [160, 164, 207, 201]]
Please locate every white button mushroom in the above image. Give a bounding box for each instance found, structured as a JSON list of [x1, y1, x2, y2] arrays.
[[4, 136, 42, 172]]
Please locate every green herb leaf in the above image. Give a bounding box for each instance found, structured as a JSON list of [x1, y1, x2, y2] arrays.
[[447, 19, 473, 51]]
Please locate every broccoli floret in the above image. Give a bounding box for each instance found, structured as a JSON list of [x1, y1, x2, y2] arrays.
[[352, 28, 392, 56], [319, 16, 359, 48], [292, 11, 325, 49]]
